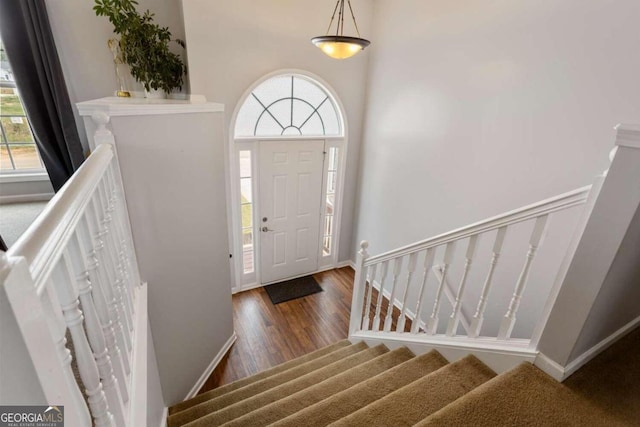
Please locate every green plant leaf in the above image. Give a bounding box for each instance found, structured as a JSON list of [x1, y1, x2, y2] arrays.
[[94, 0, 187, 93]]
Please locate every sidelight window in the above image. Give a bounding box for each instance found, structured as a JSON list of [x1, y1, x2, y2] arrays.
[[239, 150, 254, 274]]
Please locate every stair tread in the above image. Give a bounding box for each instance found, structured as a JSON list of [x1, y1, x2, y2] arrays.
[[223, 347, 416, 427], [181, 344, 389, 427], [168, 342, 372, 427], [415, 362, 627, 427], [169, 339, 351, 415], [329, 355, 495, 427], [273, 350, 448, 427]]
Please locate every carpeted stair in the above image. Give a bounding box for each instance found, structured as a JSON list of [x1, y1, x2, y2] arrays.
[[168, 340, 626, 427]]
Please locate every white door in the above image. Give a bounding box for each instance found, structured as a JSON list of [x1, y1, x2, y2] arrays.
[[259, 140, 325, 284]]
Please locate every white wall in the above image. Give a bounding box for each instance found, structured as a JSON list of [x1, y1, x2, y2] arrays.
[[569, 203, 640, 361], [354, 0, 640, 332], [0, 179, 53, 203], [181, 0, 373, 267], [357, 0, 640, 256], [45, 0, 186, 150]]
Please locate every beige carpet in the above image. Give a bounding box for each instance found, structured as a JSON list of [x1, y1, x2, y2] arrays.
[[273, 350, 448, 427], [167, 331, 637, 427], [416, 362, 625, 426], [332, 354, 495, 427], [168, 341, 371, 427], [169, 339, 350, 415], [223, 347, 415, 427], [182, 345, 389, 426], [564, 326, 640, 425]]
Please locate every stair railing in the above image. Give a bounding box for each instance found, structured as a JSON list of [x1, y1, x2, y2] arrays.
[[350, 185, 593, 344], [0, 141, 141, 426]]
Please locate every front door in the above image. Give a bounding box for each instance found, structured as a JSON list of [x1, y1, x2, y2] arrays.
[[259, 140, 325, 284]]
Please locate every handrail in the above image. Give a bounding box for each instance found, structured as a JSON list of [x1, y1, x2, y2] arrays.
[[365, 185, 592, 266], [7, 143, 114, 290], [2, 140, 143, 425]]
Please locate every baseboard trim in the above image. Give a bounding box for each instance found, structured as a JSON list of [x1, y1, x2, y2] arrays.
[[534, 352, 566, 381], [0, 192, 54, 204], [536, 314, 640, 381], [159, 407, 168, 427], [335, 260, 353, 269], [233, 262, 355, 294], [233, 281, 263, 294], [183, 331, 238, 400], [564, 314, 640, 378], [128, 284, 149, 427], [351, 330, 536, 375]]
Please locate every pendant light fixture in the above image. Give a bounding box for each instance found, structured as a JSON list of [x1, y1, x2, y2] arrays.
[[311, 0, 370, 60]]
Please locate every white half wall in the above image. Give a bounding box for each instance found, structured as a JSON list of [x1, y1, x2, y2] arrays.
[[79, 105, 234, 406], [568, 203, 640, 362], [181, 0, 373, 266]]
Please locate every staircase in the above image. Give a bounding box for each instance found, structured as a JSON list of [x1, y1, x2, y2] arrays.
[[167, 340, 622, 427]]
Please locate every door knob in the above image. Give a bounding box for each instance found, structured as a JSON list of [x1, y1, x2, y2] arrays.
[[261, 226, 274, 232]]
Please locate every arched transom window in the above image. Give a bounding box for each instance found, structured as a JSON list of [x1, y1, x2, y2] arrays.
[[235, 74, 342, 137]]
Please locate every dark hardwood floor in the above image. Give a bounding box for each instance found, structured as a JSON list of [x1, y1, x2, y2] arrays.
[[199, 266, 409, 394]]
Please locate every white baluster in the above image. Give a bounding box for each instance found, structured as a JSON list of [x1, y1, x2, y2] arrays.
[[349, 241, 369, 335], [107, 161, 140, 292], [397, 252, 418, 332], [372, 261, 389, 331], [85, 202, 131, 375], [39, 282, 92, 426], [470, 227, 507, 338], [101, 172, 130, 288], [97, 178, 135, 328], [96, 179, 135, 329], [53, 254, 114, 427], [426, 242, 456, 334], [498, 215, 549, 340], [70, 230, 128, 425], [411, 248, 435, 334], [383, 257, 404, 332], [89, 194, 133, 352], [79, 216, 129, 401], [361, 263, 377, 330], [91, 111, 141, 289], [446, 235, 479, 336]]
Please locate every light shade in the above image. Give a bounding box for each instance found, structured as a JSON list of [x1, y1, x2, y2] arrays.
[[312, 0, 370, 60], [311, 36, 370, 60]]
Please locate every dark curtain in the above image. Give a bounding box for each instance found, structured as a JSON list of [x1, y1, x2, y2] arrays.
[[0, 0, 84, 191]]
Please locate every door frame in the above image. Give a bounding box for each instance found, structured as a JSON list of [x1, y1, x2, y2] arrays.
[[227, 69, 349, 293]]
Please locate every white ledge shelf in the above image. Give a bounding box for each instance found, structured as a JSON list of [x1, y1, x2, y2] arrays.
[[77, 95, 224, 117]]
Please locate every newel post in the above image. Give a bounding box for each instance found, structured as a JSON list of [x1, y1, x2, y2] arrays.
[[349, 241, 370, 336], [91, 111, 116, 148]]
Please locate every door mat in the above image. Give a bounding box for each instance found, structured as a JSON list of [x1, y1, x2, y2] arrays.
[[264, 275, 323, 305]]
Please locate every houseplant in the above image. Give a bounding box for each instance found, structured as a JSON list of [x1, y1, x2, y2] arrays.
[[94, 0, 187, 97]]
